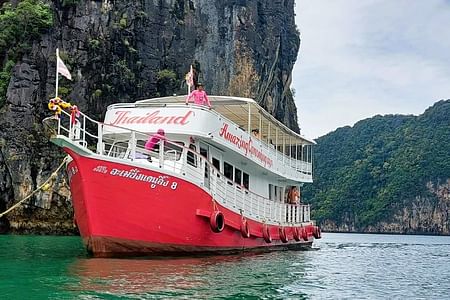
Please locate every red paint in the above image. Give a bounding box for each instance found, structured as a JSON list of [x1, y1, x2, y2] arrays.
[[65, 148, 314, 257]]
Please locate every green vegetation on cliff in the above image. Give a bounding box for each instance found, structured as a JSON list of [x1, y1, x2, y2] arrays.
[[0, 0, 53, 107], [304, 100, 450, 229]]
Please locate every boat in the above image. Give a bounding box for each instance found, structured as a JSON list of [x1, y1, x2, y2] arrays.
[[49, 95, 321, 257]]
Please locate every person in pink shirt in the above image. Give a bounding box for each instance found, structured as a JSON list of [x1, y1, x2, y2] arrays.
[[145, 128, 166, 152], [185, 83, 211, 108]]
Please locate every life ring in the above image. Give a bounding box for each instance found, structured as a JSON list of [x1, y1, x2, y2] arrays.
[[240, 218, 250, 238], [313, 226, 322, 239], [210, 211, 225, 233], [292, 227, 301, 241], [262, 225, 272, 243], [279, 227, 289, 243], [301, 227, 308, 241]]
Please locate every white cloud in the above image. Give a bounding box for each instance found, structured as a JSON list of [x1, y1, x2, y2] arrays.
[[293, 0, 450, 138]]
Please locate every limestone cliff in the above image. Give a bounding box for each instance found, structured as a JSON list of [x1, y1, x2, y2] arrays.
[[0, 0, 300, 233], [321, 180, 450, 235]]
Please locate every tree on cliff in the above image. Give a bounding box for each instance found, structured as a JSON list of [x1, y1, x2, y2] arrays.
[[0, 0, 53, 107]]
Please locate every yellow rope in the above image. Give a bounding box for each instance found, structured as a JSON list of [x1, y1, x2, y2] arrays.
[[0, 156, 69, 218]]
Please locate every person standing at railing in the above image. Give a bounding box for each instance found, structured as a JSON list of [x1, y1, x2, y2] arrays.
[[145, 129, 166, 161], [269, 139, 275, 149], [251, 129, 260, 139], [185, 83, 211, 108], [287, 186, 300, 205], [287, 186, 301, 223]]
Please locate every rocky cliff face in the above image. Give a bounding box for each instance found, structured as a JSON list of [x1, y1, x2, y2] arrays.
[[0, 0, 300, 234], [321, 180, 450, 234]]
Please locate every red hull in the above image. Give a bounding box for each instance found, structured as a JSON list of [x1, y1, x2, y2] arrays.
[[65, 148, 315, 257]]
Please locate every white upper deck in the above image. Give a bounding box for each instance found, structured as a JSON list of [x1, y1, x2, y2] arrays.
[[104, 95, 314, 183], [107, 95, 315, 145]]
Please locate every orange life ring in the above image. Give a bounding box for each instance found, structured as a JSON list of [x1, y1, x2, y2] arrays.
[[263, 225, 272, 243], [240, 218, 250, 238], [279, 227, 289, 243], [313, 226, 322, 239], [210, 211, 225, 233], [292, 227, 301, 241], [301, 227, 308, 241]]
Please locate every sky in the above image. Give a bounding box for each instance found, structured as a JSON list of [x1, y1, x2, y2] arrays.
[[292, 0, 450, 139]]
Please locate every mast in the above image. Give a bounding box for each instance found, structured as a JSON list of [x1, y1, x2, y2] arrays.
[[55, 48, 59, 97]]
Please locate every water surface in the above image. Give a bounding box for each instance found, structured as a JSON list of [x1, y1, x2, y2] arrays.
[[1, 233, 449, 299]]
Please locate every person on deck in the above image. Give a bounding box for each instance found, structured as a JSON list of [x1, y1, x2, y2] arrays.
[[287, 186, 300, 205], [286, 186, 301, 223], [145, 129, 166, 152], [269, 139, 275, 149], [185, 83, 211, 108], [251, 129, 260, 139]]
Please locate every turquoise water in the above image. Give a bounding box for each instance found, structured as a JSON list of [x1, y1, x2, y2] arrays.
[[1, 233, 450, 299]]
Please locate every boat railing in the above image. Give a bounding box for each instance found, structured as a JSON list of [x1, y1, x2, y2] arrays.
[[53, 109, 311, 226], [211, 106, 313, 179], [262, 142, 312, 180], [169, 103, 312, 180]]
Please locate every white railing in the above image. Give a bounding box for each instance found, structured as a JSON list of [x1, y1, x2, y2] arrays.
[[53, 109, 312, 226], [273, 147, 312, 180]]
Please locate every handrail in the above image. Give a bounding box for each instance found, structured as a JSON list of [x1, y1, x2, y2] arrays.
[[54, 109, 312, 226]]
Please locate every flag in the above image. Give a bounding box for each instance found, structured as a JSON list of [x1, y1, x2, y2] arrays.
[[185, 65, 194, 87], [57, 51, 72, 80]]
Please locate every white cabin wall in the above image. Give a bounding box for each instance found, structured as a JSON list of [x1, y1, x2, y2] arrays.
[[249, 174, 271, 199], [215, 144, 288, 200]]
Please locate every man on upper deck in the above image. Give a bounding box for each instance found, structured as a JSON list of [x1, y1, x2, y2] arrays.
[[185, 83, 211, 108]]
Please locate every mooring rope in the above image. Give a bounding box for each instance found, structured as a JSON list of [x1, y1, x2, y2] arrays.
[[0, 156, 69, 218]]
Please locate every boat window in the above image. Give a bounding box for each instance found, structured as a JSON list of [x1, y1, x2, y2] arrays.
[[234, 168, 242, 185], [136, 140, 146, 148], [187, 144, 197, 167], [303, 146, 308, 162], [212, 157, 220, 171], [243, 172, 249, 189], [269, 185, 284, 202], [224, 161, 233, 180], [277, 186, 284, 202], [164, 141, 184, 161], [200, 145, 209, 181], [200, 146, 208, 159]]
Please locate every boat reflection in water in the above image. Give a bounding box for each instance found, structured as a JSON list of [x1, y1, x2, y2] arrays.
[[68, 255, 263, 297], [67, 252, 311, 298], [69, 257, 207, 295]]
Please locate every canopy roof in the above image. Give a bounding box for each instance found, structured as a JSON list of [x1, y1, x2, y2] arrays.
[[120, 95, 316, 146]]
